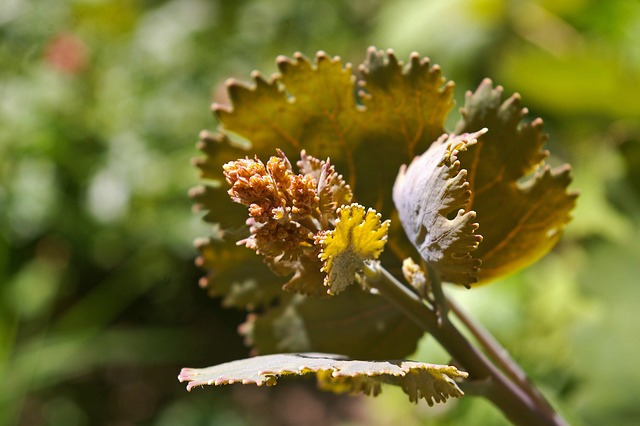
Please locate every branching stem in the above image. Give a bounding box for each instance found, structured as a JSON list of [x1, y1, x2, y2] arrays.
[[447, 295, 560, 421], [362, 261, 567, 426]]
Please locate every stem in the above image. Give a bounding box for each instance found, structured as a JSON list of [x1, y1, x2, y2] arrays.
[[362, 262, 567, 426], [447, 295, 559, 420]]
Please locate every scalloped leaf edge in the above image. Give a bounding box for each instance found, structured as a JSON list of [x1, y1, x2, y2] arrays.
[[179, 353, 467, 406]]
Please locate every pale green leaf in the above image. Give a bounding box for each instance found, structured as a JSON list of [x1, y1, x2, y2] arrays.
[[179, 353, 467, 406]]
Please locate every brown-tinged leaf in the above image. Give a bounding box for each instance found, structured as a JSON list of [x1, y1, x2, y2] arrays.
[[194, 238, 282, 309], [205, 47, 453, 221], [179, 353, 467, 406], [192, 47, 453, 357], [454, 79, 577, 282], [359, 48, 454, 157]]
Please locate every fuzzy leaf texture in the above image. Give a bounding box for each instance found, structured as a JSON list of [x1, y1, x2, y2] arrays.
[[393, 131, 485, 286], [179, 353, 467, 406], [317, 204, 390, 295]]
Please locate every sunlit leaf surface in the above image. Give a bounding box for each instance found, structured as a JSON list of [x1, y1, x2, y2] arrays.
[[179, 353, 467, 406], [454, 79, 577, 282], [317, 204, 390, 294]]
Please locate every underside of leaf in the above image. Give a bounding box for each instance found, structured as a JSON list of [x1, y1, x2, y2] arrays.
[[179, 353, 467, 406], [393, 131, 486, 286]]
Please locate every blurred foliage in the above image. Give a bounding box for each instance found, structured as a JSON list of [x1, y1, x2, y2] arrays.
[[0, 0, 639, 425]]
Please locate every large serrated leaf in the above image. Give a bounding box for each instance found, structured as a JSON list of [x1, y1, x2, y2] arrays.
[[206, 47, 453, 213], [454, 79, 577, 282], [179, 353, 467, 406], [192, 47, 453, 358]]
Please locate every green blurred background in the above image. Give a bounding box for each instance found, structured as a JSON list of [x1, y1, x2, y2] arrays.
[[1, 0, 639, 425]]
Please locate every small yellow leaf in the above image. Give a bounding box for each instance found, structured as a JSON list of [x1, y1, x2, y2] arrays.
[[317, 204, 391, 294]]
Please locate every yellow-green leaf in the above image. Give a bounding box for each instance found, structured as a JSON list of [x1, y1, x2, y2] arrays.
[[198, 48, 453, 224], [179, 352, 467, 406]]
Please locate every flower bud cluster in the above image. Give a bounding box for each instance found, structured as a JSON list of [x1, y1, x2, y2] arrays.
[[223, 150, 346, 288]]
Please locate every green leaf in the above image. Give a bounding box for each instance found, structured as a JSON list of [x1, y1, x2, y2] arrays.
[[179, 353, 467, 406], [455, 79, 578, 282], [393, 131, 485, 286], [242, 288, 423, 361]]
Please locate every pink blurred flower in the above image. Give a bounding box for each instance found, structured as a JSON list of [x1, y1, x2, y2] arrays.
[[44, 32, 89, 74]]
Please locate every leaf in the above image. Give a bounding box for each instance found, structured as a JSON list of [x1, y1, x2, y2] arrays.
[[317, 204, 390, 294], [454, 79, 578, 282], [393, 131, 485, 286], [178, 353, 468, 406], [242, 287, 423, 361], [194, 238, 283, 309], [192, 47, 453, 358], [196, 47, 453, 235]]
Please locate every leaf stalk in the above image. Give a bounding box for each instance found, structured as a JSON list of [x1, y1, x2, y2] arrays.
[[362, 262, 567, 426]]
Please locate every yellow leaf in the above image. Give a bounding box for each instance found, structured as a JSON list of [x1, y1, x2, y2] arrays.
[[317, 204, 390, 294]]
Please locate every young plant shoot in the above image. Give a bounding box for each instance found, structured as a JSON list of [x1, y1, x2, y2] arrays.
[[181, 48, 577, 426]]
